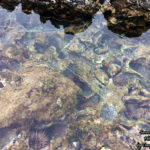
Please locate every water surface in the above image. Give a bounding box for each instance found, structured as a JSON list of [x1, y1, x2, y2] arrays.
[[0, 2, 150, 150]]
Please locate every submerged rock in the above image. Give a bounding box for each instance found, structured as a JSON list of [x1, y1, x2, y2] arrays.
[[129, 58, 150, 80], [0, 127, 18, 150], [95, 69, 109, 85], [100, 104, 117, 122], [0, 65, 80, 128]]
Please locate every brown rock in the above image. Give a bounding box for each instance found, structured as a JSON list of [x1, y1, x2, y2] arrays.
[[0, 66, 80, 128]]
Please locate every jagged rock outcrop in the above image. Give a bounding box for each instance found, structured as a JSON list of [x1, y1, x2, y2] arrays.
[[0, 0, 104, 34], [102, 0, 150, 37]]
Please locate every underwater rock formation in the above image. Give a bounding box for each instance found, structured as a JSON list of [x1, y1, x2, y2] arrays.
[[0, 0, 104, 34], [0, 64, 80, 128]]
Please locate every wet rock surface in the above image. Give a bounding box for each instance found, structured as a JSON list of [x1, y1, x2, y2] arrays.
[[102, 0, 150, 37], [0, 0, 104, 35]]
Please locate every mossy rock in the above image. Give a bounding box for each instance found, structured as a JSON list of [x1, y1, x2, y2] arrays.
[[0, 66, 80, 128]]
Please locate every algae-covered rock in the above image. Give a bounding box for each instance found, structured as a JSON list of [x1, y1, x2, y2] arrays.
[[0, 65, 80, 128], [63, 62, 109, 95]]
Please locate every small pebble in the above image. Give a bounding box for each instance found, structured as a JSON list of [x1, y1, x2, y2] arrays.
[[57, 98, 62, 107]]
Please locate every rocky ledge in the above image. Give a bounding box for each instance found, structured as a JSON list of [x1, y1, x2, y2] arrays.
[[0, 0, 105, 34], [102, 0, 150, 37]]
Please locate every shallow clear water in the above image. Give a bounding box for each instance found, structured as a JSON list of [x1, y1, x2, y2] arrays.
[[0, 2, 150, 150]]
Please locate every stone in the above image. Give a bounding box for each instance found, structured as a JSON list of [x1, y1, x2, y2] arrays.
[[72, 141, 81, 150], [95, 69, 109, 85], [102, 0, 150, 37], [0, 55, 20, 72], [107, 63, 121, 77], [100, 104, 117, 122], [0, 65, 80, 128]]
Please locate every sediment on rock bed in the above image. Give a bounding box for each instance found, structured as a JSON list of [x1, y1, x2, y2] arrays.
[[102, 0, 150, 37], [0, 64, 81, 128]]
